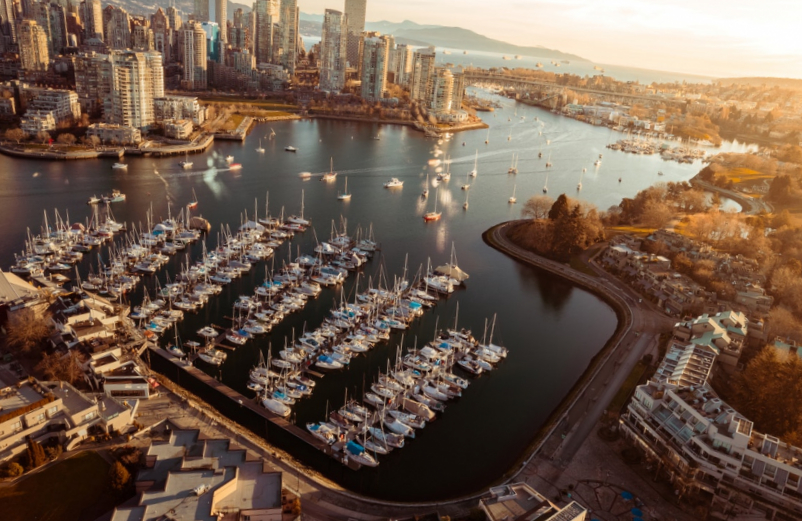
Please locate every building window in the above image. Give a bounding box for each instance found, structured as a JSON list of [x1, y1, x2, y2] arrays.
[[48, 406, 58, 416], [83, 412, 96, 422], [12, 421, 21, 432], [35, 413, 45, 422]]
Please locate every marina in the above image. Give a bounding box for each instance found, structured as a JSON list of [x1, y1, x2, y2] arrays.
[[0, 92, 751, 500]]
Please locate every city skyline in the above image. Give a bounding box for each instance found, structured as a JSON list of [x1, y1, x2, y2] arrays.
[[298, 0, 802, 79]]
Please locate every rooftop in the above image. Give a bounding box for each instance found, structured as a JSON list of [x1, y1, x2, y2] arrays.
[[0, 381, 47, 417]]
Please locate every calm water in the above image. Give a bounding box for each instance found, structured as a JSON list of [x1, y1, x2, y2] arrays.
[[0, 94, 750, 500]]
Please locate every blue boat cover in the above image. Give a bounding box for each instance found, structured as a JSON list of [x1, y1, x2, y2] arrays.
[[346, 440, 365, 455]]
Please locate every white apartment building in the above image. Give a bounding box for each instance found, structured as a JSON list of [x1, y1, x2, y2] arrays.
[[318, 8, 347, 93], [360, 35, 389, 101], [25, 87, 81, 123], [107, 50, 164, 130], [623, 381, 802, 521], [86, 123, 142, 144], [20, 110, 56, 134], [153, 95, 205, 125], [182, 22, 207, 90]]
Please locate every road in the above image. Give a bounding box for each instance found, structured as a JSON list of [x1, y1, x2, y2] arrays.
[[691, 178, 772, 215]]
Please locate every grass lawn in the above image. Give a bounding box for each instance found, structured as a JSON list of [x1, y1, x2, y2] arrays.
[[608, 361, 649, 414], [605, 225, 656, 237], [0, 451, 128, 521], [718, 167, 774, 187], [198, 96, 298, 111]]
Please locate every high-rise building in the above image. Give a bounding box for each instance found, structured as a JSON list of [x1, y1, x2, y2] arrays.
[[182, 21, 207, 90], [430, 67, 454, 112], [318, 8, 346, 93], [360, 34, 389, 101], [450, 70, 465, 112], [81, 0, 103, 41], [131, 21, 154, 51], [410, 46, 435, 102], [252, 0, 278, 65], [201, 21, 222, 63], [32, 2, 67, 57], [18, 19, 49, 71], [0, 0, 16, 51], [343, 0, 366, 68], [166, 5, 182, 32], [233, 8, 245, 28], [103, 5, 131, 50], [151, 8, 172, 62], [278, 0, 296, 75], [193, 0, 209, 22], [74, 51, 112, 114], [392, 43, 413, 87], [215, 0, 226, 44], [108, 50, 164, 129]]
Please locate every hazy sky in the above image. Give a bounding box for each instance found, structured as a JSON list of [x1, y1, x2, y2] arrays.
[[302, 0, 802, 78]]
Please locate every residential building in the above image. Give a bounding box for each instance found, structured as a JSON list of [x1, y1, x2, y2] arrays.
[[110, 427, 283, 521], [215, 0, 226, 44], [151, 8, 173, 63], [74, 51, 112, 114], [252, 0, 278, 65], [410, 46, 435, 103], [163, 118, 193, 139], [318, 8, 347, 93], [20, 110, 55, 135], [0, 0, 16, 51], [278, 0, 297, 75], [23, 87, 80, 123], [735, 285, 774, 316], [33, 2, 67, 57], [193, 0, 209, 22], [182, 22, 207, 90], [480, 482, 588, 521], [622, 381, 802, 521], [0, 269, 41, 317], [86, 123, 141, 144], [231, 48, 255, 74], [81, 0, 103, 41], [107, 51, 164, 130], [18, 20, 50, 72], [131, 21, 155, 52], [360, 34, 389, 101], [673, 311, 748, 372], [0, 377, 137, 462], [392, 43, 413, 87], [654, 341, 716, 388], [344, 0, 366, 68], [86, 348, 151, 400], [103, 5, 131, 50], [431, 67, 454, 112], [166, 5, 182, 32], [153, 95, 205, 125]]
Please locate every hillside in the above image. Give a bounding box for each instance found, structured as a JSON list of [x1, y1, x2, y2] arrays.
[[717, 77, 802, 90]]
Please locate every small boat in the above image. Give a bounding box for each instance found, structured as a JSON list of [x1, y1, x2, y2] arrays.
[[298, 172, 312, 179], [262, 396, 291, 417], [594, 159, 601, 167], [87, 195, 101, 205], [383, 178, 403, 189], [463, 191, 469, 210], [179, 152, 192, 169], [337, 177, 352, 200], [167, 344, 185, 358], [423, 188, 441, 222], [188, 188, 198, 209], [508, 184, 517, 204], [344, 440, 378, 467], [307, 423, 337, 444], [225, 155, 234, 162], [658, 171, 664, 176], [543, 173, 549, 194], [112, 162, 127, 170], [422, 173, 430, 198], [256, 139, 265, 153], [229, 163, 242, 170], [469, 150, 478, 177], [321, 158, 337, 182], [284, 146, 297, 152]]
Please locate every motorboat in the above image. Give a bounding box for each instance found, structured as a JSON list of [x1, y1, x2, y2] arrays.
[[229, 163, 242, 170], [87, 195, 101, 205], [256, 139, 265, 153], [383, 178, 403, 189], [388, 410, 426, 429], [112, 163, 127, 170], [284, 146, 297, 152], [226, 155, 234, 162], [307, 423, 338, 444], [197, 326, 217, 338], [262, 396, 291, 417], [298, 172, 312, 179]]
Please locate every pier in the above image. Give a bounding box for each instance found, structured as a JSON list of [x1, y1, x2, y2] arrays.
[[148, 343, 363, 470]]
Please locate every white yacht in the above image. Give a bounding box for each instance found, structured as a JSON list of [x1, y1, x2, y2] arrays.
[[284, 146, 297, 152], [383, 178, 403, 188], [112, 163, 127, 170], [262, 396, 291, 417]]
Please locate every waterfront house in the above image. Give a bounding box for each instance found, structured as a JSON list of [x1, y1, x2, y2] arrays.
[[673, 311, 748, 372], [479, 482, 587, 521], [111, 427, 283, 521], [0, 377, 136, 462]]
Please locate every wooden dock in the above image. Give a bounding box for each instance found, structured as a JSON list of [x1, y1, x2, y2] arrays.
[[148, 344, 358, 466]]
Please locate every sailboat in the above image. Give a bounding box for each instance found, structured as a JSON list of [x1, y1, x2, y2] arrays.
[[485, 129, 490, 144], [463, 191, 469, 210], [545, 151, 552, 168], [507, 128, 512, 141], [469, 150, 478, 177], [508, 184, 517, 204], [423, 188, 441, 221], [337, 177, 351, 200], [269, 128, 276, 139], [256, 139, 265, 153], [577, 170, 584, 191], [321, 157, 337, 182], [179, 152, 192, 169], [508, 153, 518, 174], [542, 173, 549, 194], [461, 167, 471, 190], [437, 156, 451, 181], [188, 189, 198, 209], [422, 173, 429, 198]]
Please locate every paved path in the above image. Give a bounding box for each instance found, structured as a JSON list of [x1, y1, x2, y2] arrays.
[[691, 179, 773, 215]]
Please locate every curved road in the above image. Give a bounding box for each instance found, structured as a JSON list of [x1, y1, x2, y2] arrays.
[[691, 178, 772, 215]]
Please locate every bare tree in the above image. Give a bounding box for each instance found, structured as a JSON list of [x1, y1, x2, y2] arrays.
[[56, 133, 76, 145], [6, 309, 50, 357], [4, 128, 25, 143], [521, 195, 554, 220]]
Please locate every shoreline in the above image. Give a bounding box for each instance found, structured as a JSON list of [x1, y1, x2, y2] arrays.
[[139, 220, 632, 513], [308, 113, 489, 134]]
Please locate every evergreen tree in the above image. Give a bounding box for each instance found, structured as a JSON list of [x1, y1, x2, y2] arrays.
[[109, 461, 131, 491]]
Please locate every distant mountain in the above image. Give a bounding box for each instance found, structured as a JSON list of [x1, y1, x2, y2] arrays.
[[101, 0, 250, 19], [297, 13, 582, 61], [392, 26, 584, 61]]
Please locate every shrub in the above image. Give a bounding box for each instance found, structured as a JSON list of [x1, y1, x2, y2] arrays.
[[109, 461, 130, 491], [2, 461, 24, 477], [45, 444, 63, 460]]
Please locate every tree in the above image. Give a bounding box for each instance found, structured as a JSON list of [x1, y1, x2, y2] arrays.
[[641, 200, 673, 229], [26, 438, 47, 469], [4, 128, 25, 143], [6, 309, 50, 357], [36, 131, 51, 144], [2, 462, 24, 477], [56, 133, 76, 145], [109, 461, 131, 491], [548, 193, 571, 220], [521, 195, 554, 220], [36, 350, 82, 383], [45, 444, 62, 460]]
